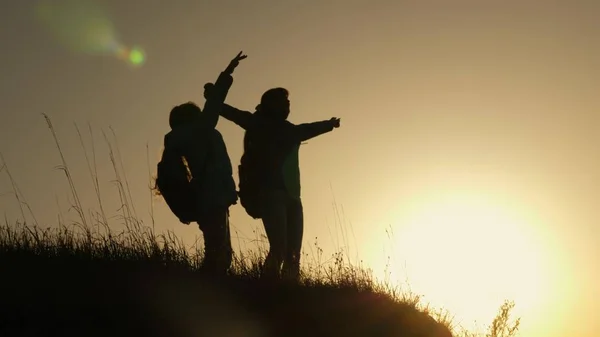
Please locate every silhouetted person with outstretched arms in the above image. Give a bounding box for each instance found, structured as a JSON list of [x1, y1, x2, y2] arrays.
[[204, 85, 341, 280], [156, 51, 247, 275]]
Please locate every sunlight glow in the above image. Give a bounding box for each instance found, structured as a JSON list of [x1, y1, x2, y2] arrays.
[[35, 0, 145, 68], [388, 192, 552, 330]]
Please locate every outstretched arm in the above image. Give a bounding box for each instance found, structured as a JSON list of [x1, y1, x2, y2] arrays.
[[198, 51, 247, 129], [219, 104, 253, 130], [291, 117, 341, 142]]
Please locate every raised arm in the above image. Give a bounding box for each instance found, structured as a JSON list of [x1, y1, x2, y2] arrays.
[[291, 117, 341, 143], [198, 72, 232, 129], [203, 81, 254, 130], [197, 51, 247, 129]]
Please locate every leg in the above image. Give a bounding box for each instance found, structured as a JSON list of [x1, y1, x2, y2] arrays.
[[198, 208, 232, 275], [219, 208, 233, 272], [260, 189, 288, 279], [282, 197, 304, 281]]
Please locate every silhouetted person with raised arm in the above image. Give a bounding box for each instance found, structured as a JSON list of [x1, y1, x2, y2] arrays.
[[158, 51, 247, 275], [204, 85, 341, 280]]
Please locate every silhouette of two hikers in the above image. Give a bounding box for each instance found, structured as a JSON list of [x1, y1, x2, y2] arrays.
[[157, 50, 341, 280], [155, 51, 247, 275]]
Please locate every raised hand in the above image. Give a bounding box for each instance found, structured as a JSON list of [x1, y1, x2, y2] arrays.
[[203, 82, 214, 99], [330, 117, 341, 128], [225, 51, 248, 74]]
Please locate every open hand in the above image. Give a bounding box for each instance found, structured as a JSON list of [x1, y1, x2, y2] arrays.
[[330, 117, 341, 128], [226, 51, 247, 74]]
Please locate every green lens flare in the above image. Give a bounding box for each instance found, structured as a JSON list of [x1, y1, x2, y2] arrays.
[[129, 48, 145, 66], [36, 0, 146, 68], [35, 0, 116, 54]]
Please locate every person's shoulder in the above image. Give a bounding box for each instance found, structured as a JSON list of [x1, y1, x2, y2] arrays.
[[247, 112, 265, 126], [163, 130, 175, 145], [277, 120, 296, 131], [165, 124, 198, 143]]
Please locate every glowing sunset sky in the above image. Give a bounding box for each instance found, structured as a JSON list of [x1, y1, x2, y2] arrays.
[[1, 1, 598, 336]]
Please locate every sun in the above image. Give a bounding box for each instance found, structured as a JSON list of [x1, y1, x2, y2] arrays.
[[387, 192, 551, 329]]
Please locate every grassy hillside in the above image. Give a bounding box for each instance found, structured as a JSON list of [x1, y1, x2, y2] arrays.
[[0, 223, 519, 337]]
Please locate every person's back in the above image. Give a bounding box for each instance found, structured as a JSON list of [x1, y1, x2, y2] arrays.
[[242, 112, 304, 196], [211, 86, 341, 280], [157, 51, 247, 275], [164, 120, 237, 215]]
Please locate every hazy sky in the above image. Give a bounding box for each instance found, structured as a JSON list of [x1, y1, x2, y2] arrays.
[[1, 1, 599, 336]]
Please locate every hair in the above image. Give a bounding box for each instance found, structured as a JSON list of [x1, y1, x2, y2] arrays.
[[257, 87, 289, 120], [260, 87, 288, 107], [169, 102, 200, 129]]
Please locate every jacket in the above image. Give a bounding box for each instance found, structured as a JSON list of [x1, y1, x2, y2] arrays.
[[163, 72, 238, 214], [219, 105, 335, 199]]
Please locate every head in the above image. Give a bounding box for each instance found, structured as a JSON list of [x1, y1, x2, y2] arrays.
[[259, 87, 290, 120], [169, 102, 201, 129]]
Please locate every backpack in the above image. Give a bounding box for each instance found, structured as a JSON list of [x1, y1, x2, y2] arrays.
[[155, 147, 197, 224], [237, 132, 264, 219]]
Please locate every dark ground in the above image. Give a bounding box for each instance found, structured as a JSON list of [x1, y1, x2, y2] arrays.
[[0, 244, 453, 337]]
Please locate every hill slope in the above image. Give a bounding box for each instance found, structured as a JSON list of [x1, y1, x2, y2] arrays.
[[0, 224, 453, 337]]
